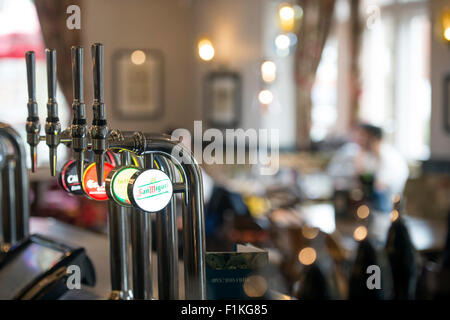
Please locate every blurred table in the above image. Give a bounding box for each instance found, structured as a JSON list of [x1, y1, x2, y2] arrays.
[[269, 202, 447, 254]]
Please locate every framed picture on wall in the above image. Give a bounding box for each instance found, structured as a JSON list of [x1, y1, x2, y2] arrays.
[[112, 49, 164, 120], [205, 71, 241, 128], [444, 73, 450, 134]]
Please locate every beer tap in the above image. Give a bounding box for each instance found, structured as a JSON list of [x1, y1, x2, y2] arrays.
[[70, 46, 88, 181], [25, 43, 207, 300], [25, 51, 40, 172], [45, 49, 61, 177], [91, 43, 107, 185]]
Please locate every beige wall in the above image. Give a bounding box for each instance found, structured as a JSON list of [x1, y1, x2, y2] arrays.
[[191, 0, 265, 133], [81, 0, 267, 137], [82, 0, 196, 133]]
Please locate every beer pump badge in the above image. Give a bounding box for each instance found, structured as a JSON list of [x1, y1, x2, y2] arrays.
[[59, 160, 83, 195], [82, 162, 114, 201], [129, 169, 173, 212], [110, 166, 140, 206]]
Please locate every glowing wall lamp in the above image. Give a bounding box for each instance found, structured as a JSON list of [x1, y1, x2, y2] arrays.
[[279, 3, 295, 31], [198, 38, 215, 61], [437, 7, 450, 44], [261, 60, 277, 83], [278, 2, 303, 32]]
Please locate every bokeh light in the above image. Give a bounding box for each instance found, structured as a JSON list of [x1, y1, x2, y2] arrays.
[[356, 205, 370, 219], [353, 226, 368, 241], [258, 89, 274, 105], [298, 247, 317, 265], [261, 60, 277, 83], [275, 34, 291, 50], [243, 275, 267, 298], [131, 50, 146, 65], [198, 38, 215, 61], [302, 225, 319, 240], [391, 209, 399, 222]]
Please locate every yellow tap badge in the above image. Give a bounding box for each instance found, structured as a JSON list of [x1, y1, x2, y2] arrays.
[[110, 167, 140, 206]]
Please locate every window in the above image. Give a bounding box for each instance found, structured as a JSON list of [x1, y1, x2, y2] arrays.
[[310, 35, 338, 142], [0, 0, 69, 168], [360, 0, 431, 160], [310, 0, 347, 142]]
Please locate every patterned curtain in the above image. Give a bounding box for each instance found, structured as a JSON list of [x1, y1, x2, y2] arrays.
[[349, 0, 363, 129], [295, 0, 336, 149], [34, 0, 82, 106]]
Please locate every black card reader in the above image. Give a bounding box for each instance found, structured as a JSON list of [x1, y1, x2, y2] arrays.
[[0, 234, 95, 300]]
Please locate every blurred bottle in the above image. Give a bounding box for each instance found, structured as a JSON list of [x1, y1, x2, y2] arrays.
[[435, 211, 450, 299], [294, 263, 331, 299], [384, 197, 419, 299], [293, 227, 346, 300], [333, 189, 350, 219], [349, 238, 388, 299]]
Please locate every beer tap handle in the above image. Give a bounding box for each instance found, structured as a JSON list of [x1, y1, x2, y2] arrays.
[[71, 46, 87, 182], [45, 48, 61, 177], [25, 51, 40, 172], [91, 43, 107, 185]]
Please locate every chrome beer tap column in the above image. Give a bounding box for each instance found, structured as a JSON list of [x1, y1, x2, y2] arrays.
[[45, 49, 61, 177], [24, 43, 207, 300], [1, 154, 16, 245], [107, 150, 133, 300], [155, 155, 179, 300], [91, 43, 107, 186], [108, 132, 206, 299], [0, 123, 30, 245], [25, 51, 40, 173], [130, 153, 153, 300], [70, 46, 88, 181], [140, 133, 206, 300]]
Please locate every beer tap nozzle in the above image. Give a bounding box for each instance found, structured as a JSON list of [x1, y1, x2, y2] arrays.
[[71, 46, 87, 182], [45, 48, 61, 177], [25, 51, 40, 172]]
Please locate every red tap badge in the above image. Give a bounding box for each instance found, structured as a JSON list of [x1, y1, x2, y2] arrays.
[[59, 159, 84, 195], [82, 162, 114, 201]]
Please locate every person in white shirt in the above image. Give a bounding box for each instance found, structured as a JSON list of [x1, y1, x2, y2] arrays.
[[328, 124, 409, 212]]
